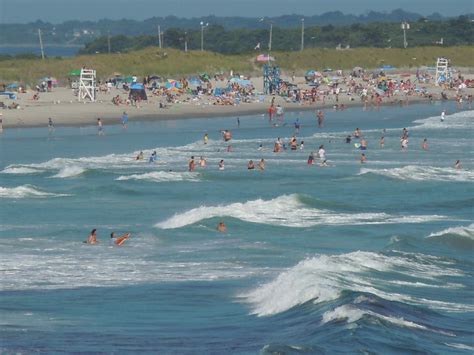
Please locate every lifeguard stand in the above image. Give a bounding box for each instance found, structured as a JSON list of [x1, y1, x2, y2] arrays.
[[263, 64, 281, 94], [435, 58, 450, 86], [78, 68, 97, 101]]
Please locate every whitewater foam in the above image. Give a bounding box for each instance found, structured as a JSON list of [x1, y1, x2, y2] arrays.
[[427, 224, 474, 240], [116, 171, 200, 182], [241, 251, 469, 316], [322, 305, 454, 336], [359, 165, 474, 182], [1, 167, 43, 174], [51, 166, 86, 178], [411, 110, 474, 130], [155, 194, 446, 229], [0, 185, 70, 199]]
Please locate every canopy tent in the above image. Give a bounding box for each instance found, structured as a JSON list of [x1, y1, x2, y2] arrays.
[[129, 83, 147, 100], [256, 54, 275, 62], [68, 69, 82, 76]]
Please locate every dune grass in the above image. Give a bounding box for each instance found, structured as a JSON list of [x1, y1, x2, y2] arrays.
[[1, 46, 473, 85]]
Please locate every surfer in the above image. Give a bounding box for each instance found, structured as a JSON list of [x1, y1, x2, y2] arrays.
[[110, 232, 131, 246], [86, 229, 98, 244], [217, 222, 227, 233]]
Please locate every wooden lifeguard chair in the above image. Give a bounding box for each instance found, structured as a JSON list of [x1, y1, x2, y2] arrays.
[[78, 68, 97, 102]]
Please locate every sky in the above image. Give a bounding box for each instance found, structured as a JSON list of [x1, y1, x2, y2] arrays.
[[0, 0, 472, 24]]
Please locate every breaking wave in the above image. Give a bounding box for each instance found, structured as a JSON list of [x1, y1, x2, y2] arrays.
[[116, 171, 200, 182], [155, 194, 445, 229], [359, 165, 474, 182], [241, 251, 470, 316], [0, 185, 70, 199]]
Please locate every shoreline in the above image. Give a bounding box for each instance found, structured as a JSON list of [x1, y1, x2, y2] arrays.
[[1, 94, 441, 130]]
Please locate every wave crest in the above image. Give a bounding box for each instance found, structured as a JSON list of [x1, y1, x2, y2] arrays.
[[117, 171, 199, 182], [0, 185, 70, 199], [359, 165, 473, 182]]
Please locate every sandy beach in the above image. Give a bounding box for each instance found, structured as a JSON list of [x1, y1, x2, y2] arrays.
[[1, 73, 472, 129]]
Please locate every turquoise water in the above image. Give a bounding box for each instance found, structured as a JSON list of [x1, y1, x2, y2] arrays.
[[1, 103, 473, 353]]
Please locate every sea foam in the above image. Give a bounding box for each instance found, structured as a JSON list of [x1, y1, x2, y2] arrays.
[[116, 171, 200, 182], [0, 185, 70, 199], [359, 165, 474, 182]]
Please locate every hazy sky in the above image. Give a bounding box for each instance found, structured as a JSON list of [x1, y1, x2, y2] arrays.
[[0, 0, 472, 24]]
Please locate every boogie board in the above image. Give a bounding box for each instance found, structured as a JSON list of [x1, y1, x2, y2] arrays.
[[354, 143, 361, 149]]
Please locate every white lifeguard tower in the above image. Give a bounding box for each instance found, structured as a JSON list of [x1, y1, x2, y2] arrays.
[[435, 58, 450, 86], [78, 68, 97, 101]]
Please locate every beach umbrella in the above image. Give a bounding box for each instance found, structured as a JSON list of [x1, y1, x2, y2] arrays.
[[130, 83, 145, 90]]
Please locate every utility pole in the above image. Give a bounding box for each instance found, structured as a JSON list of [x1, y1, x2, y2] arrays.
[[269, 23, 273, 52], [200, 21, 209, 51], [107, 31, 111, 54], [184, 32, 188, 52], [300, 18, 305, 51], [38, 29, 45, 59], [401, 22, 410, 49], [158, 25, 162, 48]]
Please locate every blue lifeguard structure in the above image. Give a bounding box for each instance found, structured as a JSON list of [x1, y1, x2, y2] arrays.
[[263, 64, 281, 94]]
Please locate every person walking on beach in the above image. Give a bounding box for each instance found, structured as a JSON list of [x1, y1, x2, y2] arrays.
[[121, 111, 128, 129], [97, 118, 104, 136]]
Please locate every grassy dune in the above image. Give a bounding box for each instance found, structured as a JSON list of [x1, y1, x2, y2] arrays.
[[1, 46, 473, 84]]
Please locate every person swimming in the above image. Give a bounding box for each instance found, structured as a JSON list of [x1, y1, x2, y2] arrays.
[[217, 222, 227, 233], [110, 232, 131, 246]]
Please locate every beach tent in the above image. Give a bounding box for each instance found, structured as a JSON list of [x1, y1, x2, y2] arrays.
[[129, 83, 147, 100]]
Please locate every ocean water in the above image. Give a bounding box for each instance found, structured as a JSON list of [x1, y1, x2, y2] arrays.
[[1, 103, 473, 353]]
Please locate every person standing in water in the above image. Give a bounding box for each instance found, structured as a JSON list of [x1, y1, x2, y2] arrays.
[[204, 133, 209, 145], [318, 145, 326, 161], [422, 138, 428, 150], [199, 156, 206, 168], [218, 159, 225, 170], [188, 156, 196, 171], [317, 110, 324, 128], [441, 110, 446, 122], [360, 153, 367, 163], [97, 118, 104, 136], [379, 136, 385, 148], [237, 117, 240, 128], [86, 229, 98, 244], [258, 159, 266, 170], [48, 117, 54, 132], [454, 160, 462, 169], [121, 111, 128, 129]]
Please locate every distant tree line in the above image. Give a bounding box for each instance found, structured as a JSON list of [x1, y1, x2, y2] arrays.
[[0, 9, 472, 46], [79, 16, 473, 55]]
